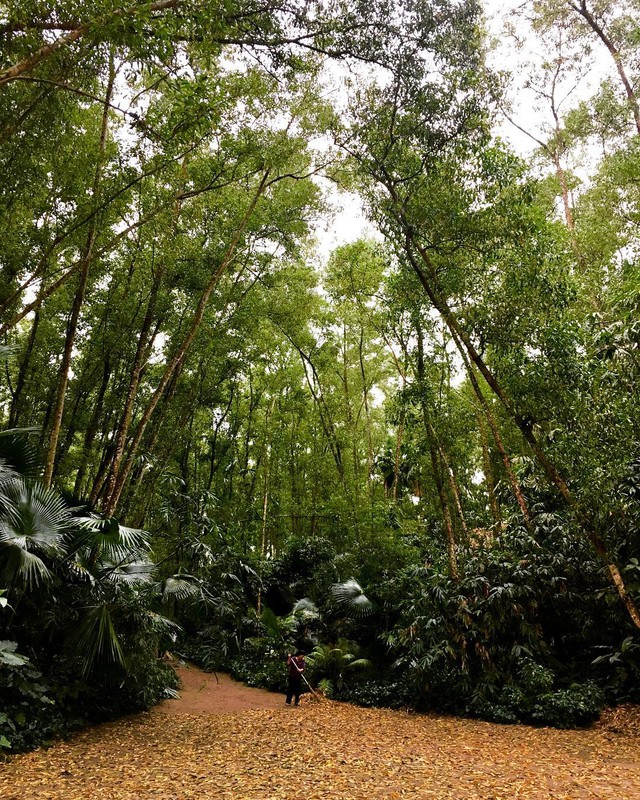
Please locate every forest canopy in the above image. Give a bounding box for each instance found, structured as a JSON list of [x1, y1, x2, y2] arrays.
[[1, 0, 639, 751]]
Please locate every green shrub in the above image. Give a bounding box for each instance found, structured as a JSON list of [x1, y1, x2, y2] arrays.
[[229, 653, 287, 692], [531, 683, 605, 727], [470, 680, 605, 728], [0, 638, 179, 753], [114, 656, 180, 712], [180, 638, 228, 672], [317, 678, 334, 698], [0, 649, 83, 753], [339, 677, 412, 709]]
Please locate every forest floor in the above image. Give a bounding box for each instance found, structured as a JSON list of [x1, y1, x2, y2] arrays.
[[2, 662, 639, 800]]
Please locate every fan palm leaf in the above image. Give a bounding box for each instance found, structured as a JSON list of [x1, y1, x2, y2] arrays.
[[330, 578, 375, 618], [70, 514, 151, 570], [0, 479, 73, 589], [146, 611, 182, 635], [0, 428, 40, 479], [99, 558, 155, 586], [161, 574, 203, 602], [0, 458, 20, 495], [0, 542, 52, 588], [292, 597, 320, 620]]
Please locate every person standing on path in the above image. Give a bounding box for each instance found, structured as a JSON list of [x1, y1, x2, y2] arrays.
[[285, 651, 306, 706]]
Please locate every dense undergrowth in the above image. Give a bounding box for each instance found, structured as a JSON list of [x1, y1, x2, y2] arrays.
[[177, 481, 640, 730], [2, 427, 640, 754], [0, 431, 180, 753]]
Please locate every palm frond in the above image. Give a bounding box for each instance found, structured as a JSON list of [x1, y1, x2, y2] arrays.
[[161, 574, 203, 602], [0, 458, 20, 493], [0, 429, 41, 479], [330, 578, 375, 618], [0, 540, 53, 589], [68, 604, 125, 676], [73, 514, 150, 565], [116, 524, 151, 552], [61, 559, 95, 584], [258, 605, 283, 635], [0, 479, 71, 555], [292, 597, 320, 619], [347, 657, 373, 671], [147, 611, 182, 635], [100, 558, 155, 585]]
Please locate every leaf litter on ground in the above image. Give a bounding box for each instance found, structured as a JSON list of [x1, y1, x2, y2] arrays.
[[1, 666, 639, 800]]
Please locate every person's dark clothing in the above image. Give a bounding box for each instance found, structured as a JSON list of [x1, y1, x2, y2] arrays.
[[286, 655, 305, 705]]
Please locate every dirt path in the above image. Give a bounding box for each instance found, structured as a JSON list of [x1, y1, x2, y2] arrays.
[[153, 662, 284, 715], [2, 664, 639, 800]]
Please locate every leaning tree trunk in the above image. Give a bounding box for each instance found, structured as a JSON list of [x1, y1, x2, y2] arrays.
[[568, 0, 640, 135], [416, 321, 459, 578], [100, 160, 188, 510], [433, 428, 469, 540], [102, 169, 271, 516], [389, 191, 640, 628], [43, 60, 115, 488], [453, 333, 534, 533], [100, 256, 163, 508]]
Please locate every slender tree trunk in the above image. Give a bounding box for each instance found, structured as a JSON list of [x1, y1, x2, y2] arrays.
[[88, 399, 121, 505], [392, 415, 404, 501], [553, 152, 575, 231], [568, 0, 640, 135], [358, 328, 375, 498], [416, 321, 459, 578], [382, 333, 409, 501], [102, 170, 270, 515], [206, 390, 234, 492], [74, 357, 111, 497], [427, 431, 459, 580], [289, 421, 299, 535], [434, 429, 469, 540], [101, 257, 163, 506], [100, 159, 189, 505], [476, 409, 502, 528], [8, 305, 41, 426], [123, 389, 189, 521], [341, 323, 361, 508], [455, 337, 534, 532], [261, 395, 277, 554], [43, 61, 115, 488], [53, 386, 87, 474], [292, 341, 345, 481], [257, 396, 277, 615], [126, 364, 181, 497], [394, 205, 640, 627]]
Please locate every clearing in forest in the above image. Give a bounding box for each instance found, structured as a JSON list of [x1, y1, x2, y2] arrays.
[[1, 664, 639, 800]]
